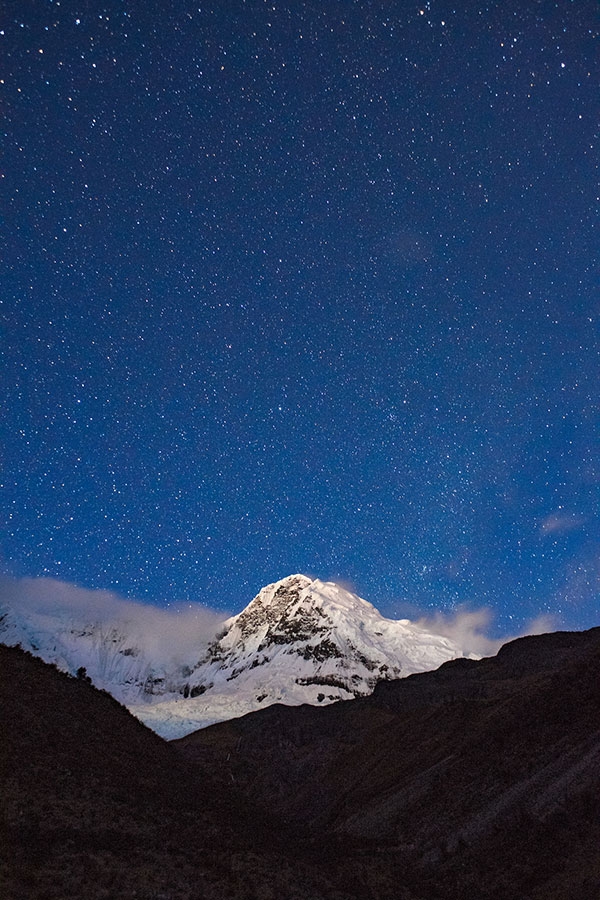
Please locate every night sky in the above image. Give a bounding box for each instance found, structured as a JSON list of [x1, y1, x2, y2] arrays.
[[3, 0, 598, 633]]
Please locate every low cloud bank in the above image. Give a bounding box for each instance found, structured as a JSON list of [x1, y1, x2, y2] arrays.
[[0, 575, 562, 667], [0, 576, 228, 667], [415, 607, 558, 659]]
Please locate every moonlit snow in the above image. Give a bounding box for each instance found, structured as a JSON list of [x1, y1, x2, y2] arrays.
[[1, 574, 481, 738]]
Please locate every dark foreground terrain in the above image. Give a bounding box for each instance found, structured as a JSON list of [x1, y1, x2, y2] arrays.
[[2, 628, 600, 899]]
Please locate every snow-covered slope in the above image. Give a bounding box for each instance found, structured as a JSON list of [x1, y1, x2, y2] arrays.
[[0, 602, 195, 703], [0, 574, 474, 738]]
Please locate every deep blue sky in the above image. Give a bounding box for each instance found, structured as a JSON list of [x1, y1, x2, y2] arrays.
[[2, 0, 598, 632]]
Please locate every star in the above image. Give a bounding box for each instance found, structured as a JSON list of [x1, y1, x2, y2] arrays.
[[1, 0, 598, 634]]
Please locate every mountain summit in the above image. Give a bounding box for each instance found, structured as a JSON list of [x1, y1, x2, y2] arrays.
[[0, 574, 472, 738], [133, 574, 471, 737]]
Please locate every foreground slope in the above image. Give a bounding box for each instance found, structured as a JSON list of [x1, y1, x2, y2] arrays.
[[175, 626, 600, 900], [0, 644, 358, 900], [2, 629, 600, 899]]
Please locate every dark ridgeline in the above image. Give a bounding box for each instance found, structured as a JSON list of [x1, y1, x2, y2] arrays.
[[0, 644, 338, 900], [2, 628, 600, 899]]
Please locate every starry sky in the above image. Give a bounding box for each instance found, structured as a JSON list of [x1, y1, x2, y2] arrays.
[[2, 0, 598, 633]]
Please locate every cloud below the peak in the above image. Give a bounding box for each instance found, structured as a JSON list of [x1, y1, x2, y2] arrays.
[[0, 575, 228, 666], [414, 607, 558, 659]]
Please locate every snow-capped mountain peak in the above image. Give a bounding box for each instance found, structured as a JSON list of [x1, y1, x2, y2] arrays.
[[133, 575, 470, 737], [0, 574, 474, 739]]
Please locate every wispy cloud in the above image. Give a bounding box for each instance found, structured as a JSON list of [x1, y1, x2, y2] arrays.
[[415, 607, 558, 658], [0, 576, 228, 666], [540, 511, 585, 536]]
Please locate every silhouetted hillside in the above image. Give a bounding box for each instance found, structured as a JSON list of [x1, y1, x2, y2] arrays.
[[2, 630, 600, 899], [0, 644, 354, 899], [176, 628, 600, 900]]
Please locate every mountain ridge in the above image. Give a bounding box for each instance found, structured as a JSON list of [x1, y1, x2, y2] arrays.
[[174, 625, 600, 897], [2, 627, 599, 898]]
